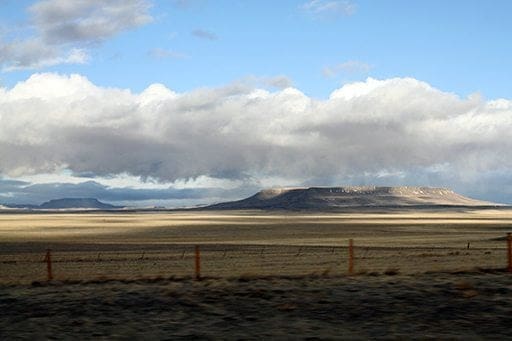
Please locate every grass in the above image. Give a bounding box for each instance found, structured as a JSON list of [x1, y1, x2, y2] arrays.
[[0, 209, 511, 284]]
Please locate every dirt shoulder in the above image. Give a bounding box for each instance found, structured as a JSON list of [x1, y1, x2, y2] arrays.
[[1, 272, 511, 339]]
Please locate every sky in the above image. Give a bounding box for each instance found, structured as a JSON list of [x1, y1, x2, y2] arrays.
[[0, 0, 511, 207]]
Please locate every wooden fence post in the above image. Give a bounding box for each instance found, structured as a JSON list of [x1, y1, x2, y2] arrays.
[[348, 239, 354, 275], [44, 249, 53, 281], [507, 233, 512, 273], [195, 245, 201, 280]]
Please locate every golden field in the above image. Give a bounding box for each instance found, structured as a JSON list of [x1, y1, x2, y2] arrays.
[[1, 209, 512, 338], [1, 209, 511, 283]]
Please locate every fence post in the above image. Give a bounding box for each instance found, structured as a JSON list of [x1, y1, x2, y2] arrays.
[[195, 245, 201, 280], [348, 239, 354, 275], [44, 249, 53, 281], [507, 233, 512, 273]]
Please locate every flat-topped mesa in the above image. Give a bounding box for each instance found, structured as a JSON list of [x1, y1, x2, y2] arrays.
[[298, 186, 455, 194], [207, 186, 497, 210], [255, 187, 306, 199], [38, 198, 120, 210]]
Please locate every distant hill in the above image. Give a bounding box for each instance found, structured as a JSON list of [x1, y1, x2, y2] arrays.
[[38, 198, 120, 210], [206, 186, 498, 210], [1, 203, 39, 210]]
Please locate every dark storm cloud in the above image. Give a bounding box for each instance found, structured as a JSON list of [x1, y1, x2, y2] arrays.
[[0, 179, 29, 192]]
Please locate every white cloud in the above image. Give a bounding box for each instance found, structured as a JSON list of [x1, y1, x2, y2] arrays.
[[29, 0, 153, 44], [0, 73, 511, 201], [301, 0, 357, 18], [236, 75, 294, 90], [263, 75, 294, 89], [170, 0, 205, 10], [191, 29, 218, 40], [0, 0, 152, 71], [2, 47, 90, 72], [323, 60, 372, 78], [148, 48, 188, 60]]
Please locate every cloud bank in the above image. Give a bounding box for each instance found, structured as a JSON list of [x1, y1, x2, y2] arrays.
[[0, 73, 511, 203]]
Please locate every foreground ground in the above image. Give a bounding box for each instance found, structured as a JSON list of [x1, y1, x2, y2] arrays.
[[1, 209, 512, 338], [1, 272, 511, 339]]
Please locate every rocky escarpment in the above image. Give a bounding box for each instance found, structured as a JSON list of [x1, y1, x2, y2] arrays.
[[206, 186, 497, 210], [38, 198, 120, 209]]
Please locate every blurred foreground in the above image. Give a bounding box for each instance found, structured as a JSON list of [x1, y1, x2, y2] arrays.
[[1, 272, 511, 339]]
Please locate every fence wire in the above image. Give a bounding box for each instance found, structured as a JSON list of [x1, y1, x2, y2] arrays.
[[1, 242, 510, 284]]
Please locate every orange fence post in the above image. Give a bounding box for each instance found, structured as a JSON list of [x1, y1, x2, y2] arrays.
[[348, 239, 354, 275], [507, 233, 512, 273], [44, 249, 53, 281], [195, 245, 201, 280]]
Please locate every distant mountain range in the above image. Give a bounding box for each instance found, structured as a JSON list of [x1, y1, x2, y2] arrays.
[[1, 198, 122, 210], [206, 186, 499, 210], [0, 187, 502, 211]]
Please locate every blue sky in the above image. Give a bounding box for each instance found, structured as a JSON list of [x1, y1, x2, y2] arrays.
[[2, 0, 511, 99], [0, 0, 511, 206]]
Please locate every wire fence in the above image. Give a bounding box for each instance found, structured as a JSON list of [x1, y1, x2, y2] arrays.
[[1, 234, 511, 284]]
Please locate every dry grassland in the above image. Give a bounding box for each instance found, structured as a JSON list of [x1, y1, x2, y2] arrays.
[[1, 209, 512, 338], [1, 209, 511, 283]]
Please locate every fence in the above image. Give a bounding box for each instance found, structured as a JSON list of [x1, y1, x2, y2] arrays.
[[1, 234, 511, 284]]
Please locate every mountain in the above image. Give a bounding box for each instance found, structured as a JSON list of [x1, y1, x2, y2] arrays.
[[1, 203, 40, 209], [38, 198, 120, 210], [206, 186, 498, 210]]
